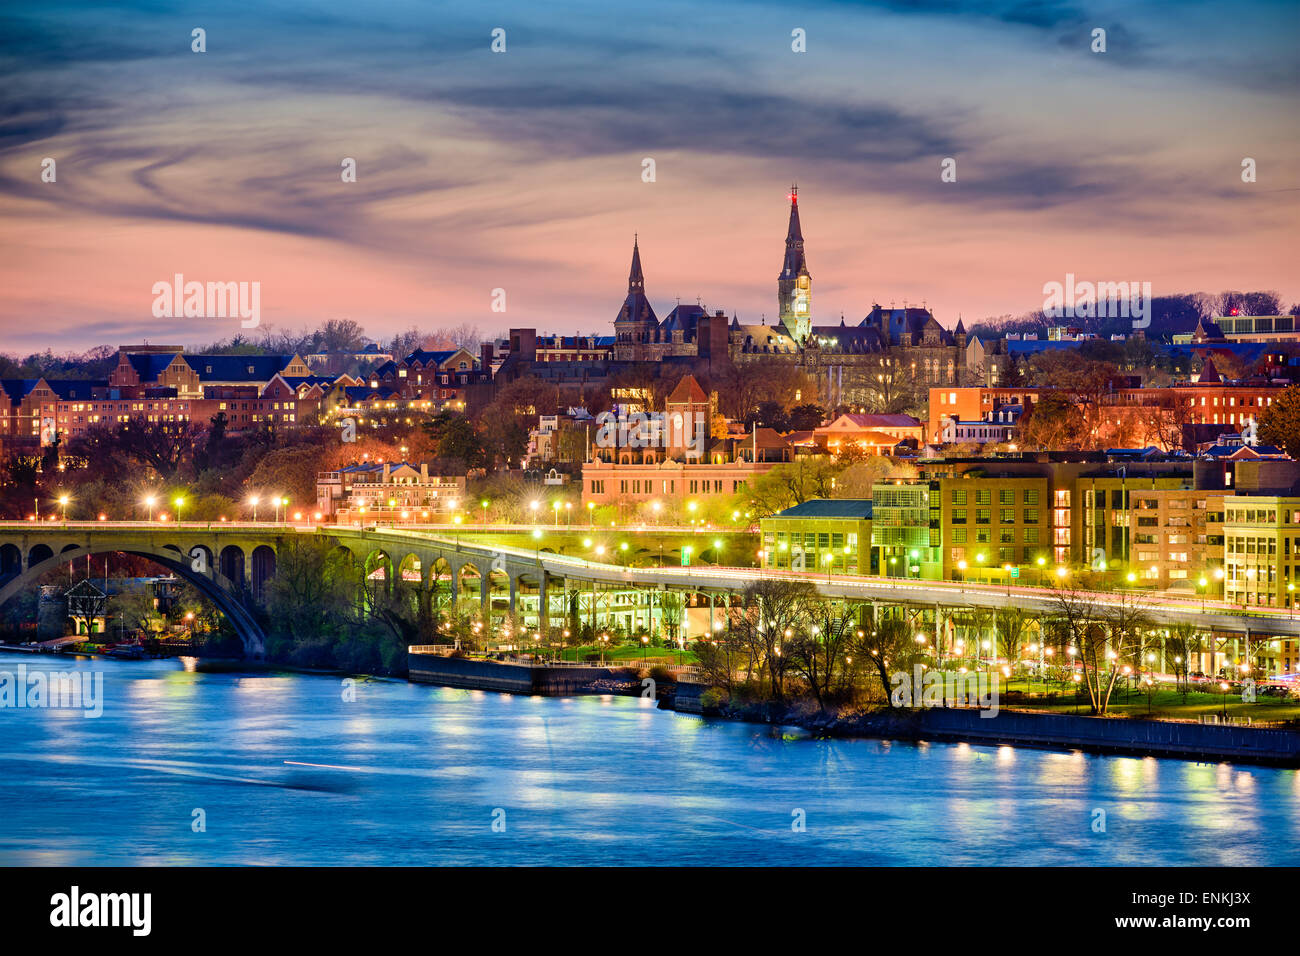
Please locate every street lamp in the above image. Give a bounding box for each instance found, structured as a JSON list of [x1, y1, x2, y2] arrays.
[[480, 499, 489, 526], [58, 495, 69, 522], [249, 495, 259, 522], [143, 495, 156, 522], [174, 497, 184, 524]]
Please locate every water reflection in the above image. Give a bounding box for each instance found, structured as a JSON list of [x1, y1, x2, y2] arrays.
[[0, 658, 1295, 866]]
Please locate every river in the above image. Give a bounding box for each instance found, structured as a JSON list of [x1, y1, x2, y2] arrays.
[[0, 657, 1297, 866]]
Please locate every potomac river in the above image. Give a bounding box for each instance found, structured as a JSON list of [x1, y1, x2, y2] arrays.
[[1, 657, 1298, 866]]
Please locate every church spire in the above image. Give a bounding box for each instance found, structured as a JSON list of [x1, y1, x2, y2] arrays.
[[777, 185, 811, 342], [628, 234, 645, 294]]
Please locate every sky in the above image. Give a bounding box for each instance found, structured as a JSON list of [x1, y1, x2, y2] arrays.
[[0, 0, 1297, 353]]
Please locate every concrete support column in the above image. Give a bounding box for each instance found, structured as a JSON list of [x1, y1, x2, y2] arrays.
[[538, 573, 549, 633], [508, 574, 518, 614], [479, 568, 489, 611]]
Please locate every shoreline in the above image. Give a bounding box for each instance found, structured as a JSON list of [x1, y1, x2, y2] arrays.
[[404, 651, 1300, 765], [663, 687, 1300, 768]]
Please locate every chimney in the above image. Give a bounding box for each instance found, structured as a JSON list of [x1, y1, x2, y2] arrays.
[[480, 341, 494, 369]]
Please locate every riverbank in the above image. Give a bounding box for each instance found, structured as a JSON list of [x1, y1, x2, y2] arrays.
[[666, 685, 1300, 767], [408, 651, 642, 695]]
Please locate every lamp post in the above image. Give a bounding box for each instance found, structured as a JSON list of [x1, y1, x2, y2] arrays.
[[480, 498, 489, 527], [249, 495, 259, 522], [58, 495, 69, 523], [174, 497, 184, 524], [144, 495, 156, 522]]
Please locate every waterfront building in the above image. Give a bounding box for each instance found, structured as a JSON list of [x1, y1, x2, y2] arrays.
[[870, 481, 937, 579], [317, 461, 467, 522], [1222, 495, 1300, 610], [759, 499, 872, 575]]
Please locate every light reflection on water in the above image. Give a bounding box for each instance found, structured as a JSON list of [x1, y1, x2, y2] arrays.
[[0, 657, 1296, 866]]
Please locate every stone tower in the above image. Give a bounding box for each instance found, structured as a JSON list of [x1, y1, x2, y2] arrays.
[[613, 235, 659, 360], [777, 185, 811, 343]]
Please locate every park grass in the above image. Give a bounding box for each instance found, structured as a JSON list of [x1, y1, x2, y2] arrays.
[[999, 678, 1300, 723], [554, 643, 696, 665]]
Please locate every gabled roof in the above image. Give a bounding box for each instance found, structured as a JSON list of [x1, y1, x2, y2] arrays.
[[819, 413, 921, 431], [183, 354, 294, 382], [771, 499, 872, 520], [659, 304, 707, 335], [129, 352, 183, 380], [666, 374, 708, 405], [44, 380, 106, 400], [0, 379, 38, 403], [404, 348, 463, 367]]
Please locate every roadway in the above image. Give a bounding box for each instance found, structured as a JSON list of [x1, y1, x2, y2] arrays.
[[4, 521, 1296, 638]]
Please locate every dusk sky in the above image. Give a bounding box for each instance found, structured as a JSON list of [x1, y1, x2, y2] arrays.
[[1, 0, 1297, 353]]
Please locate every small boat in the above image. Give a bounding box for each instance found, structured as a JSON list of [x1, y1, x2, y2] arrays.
[[103, 643, 146, 659]]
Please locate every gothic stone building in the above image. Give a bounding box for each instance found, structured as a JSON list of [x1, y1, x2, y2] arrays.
[[611, 188, 973, 408]]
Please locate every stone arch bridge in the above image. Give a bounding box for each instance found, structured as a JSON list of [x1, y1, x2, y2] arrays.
[[1, 523, 1294, 658]]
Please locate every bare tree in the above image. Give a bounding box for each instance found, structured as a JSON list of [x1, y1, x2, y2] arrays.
[[853, 610, 927, 703], [726, 578, 819, 701], [787, 601, 858, 708], [1051, 579, 1151, 714]]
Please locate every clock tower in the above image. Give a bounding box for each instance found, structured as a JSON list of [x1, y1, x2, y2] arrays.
[[777, 185, 812, 343]]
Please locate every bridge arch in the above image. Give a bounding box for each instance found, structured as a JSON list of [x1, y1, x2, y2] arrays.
[[219, 545, 246, 587], [251, 545, 276, 604], [0, 543, 267, 657], [0, 544, 19, 578]]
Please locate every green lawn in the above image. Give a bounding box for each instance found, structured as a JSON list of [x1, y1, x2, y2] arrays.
[[553, 643, 696, 665], [999, 678, 1300, 723]]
